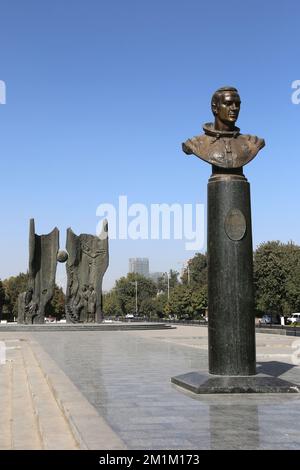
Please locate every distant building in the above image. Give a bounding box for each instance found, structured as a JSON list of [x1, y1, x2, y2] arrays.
[[129, 258, 149, 278]]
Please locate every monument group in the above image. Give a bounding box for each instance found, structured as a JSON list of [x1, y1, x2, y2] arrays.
[[13, 86, 300, 395]]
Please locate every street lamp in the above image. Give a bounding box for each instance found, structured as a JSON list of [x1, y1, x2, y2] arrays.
[[164, 272, 170, 300], [187, 265, 190, 285], [130, 281, 138, 316], [178, 260, 191, 284]]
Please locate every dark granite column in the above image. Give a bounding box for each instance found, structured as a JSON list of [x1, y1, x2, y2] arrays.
[[207, 172, 256, 375]]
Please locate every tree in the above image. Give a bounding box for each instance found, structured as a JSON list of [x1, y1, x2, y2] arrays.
[[165, 284, 207, 319], [165, 285, 192, 319], [190, 285, 208, 316], [283, 243, 300, 313], [153, 293, 168, 319], [3, 273, 29, 320], [103, 290, 120, 317], [139, 298, 157, 318], [0, 280, 5, 320], [46, 286, 66, 319], [113, 273, 157, 316], [181, 253, 207, 288], [254, 241, 300, 315]]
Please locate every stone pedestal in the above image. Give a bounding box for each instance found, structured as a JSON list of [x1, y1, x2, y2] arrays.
[[171, 371, 300, 394], [208, 172, 255, 375], [171, 171, 299, 394], [174, 87, 300, 393]]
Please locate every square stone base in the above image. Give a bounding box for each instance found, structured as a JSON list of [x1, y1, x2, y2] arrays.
[[171, 371, 300, 394]]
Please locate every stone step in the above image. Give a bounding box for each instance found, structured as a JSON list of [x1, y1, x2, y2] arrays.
[[21, 341, 79, 450], [10, 345, 42, 450], [0, 361, 12, 449], [29, 340, 127, 450]]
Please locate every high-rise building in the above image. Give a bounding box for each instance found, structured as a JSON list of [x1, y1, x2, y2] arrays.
[[129, 258, 149, 277]]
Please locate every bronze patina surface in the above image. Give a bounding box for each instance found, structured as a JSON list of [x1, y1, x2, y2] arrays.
[[182, 86, 265, 169], [18, 219, 59, 324]]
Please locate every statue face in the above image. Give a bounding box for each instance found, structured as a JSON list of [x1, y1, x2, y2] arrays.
[[215, 92, 241, 126]]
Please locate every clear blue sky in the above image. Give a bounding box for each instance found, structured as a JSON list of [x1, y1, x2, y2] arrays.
[[1, 0, 300, 290]]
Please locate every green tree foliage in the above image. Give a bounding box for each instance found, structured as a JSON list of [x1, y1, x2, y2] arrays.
[[46, 286, 66, 319], [139, 298, 157, 318], [0, 280, 5, 320], [254, 241, 300, 315], [190, 285, 208, 315], [3, 272, 29, 319], [152, 293, 168, 319], [165, 285, 191, 318], [181, 253, 207, 287], [103, 290, 120, 317], [165, 284, 208, 319], [105, 273, 157, 317]]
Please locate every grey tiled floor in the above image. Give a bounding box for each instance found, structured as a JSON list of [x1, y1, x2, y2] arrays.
[[32, 327, 300, 450]]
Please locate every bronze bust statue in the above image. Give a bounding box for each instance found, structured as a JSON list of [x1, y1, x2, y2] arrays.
[[182, 86, 265, 169]]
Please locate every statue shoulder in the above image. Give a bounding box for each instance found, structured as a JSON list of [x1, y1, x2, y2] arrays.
[[241, 134, 265, 152], [236, 133, 265, 166], [182, 134, 210, 156]]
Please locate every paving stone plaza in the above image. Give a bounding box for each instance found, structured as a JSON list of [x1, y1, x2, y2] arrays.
[[1, 325, 300, 450]]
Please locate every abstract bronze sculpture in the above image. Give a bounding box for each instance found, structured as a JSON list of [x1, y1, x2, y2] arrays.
[[172, 87, 299, 392], [18, 219, 109, 325], [65, 220, 109, 323], [18, 219, 59, 324]]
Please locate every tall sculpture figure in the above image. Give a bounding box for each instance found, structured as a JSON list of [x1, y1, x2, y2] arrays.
[[172, 87, 299, 392], [18, 219, 59, 324], [184, 86, 263, 376], [65, 220, 109, 323]]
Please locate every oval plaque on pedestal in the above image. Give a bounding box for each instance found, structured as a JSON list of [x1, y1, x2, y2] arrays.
[[224, 208, 246, 241]]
